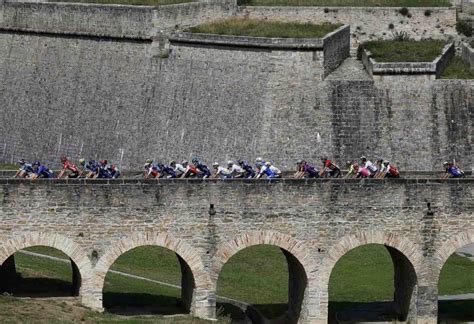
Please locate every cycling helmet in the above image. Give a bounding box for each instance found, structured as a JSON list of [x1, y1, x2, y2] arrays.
[[169, 160, 176, 166], [227, 160, 234, 166], [100, 159, 108, 165], [146, 159, 153, 164], [256, 157, 263, 163], [181, 160, 188, 165], [212, 162, 219, 167], [18, 159, 26, 165], [237, 159, 244, 165], [265, 161, 272, 166], [32, 160, 41, 167], [191, 157, 199, 164], [296, 159, 303, 164], [79, 158, 85, 165], [360, 156, 367, 161], [443, 161, 449, 166]]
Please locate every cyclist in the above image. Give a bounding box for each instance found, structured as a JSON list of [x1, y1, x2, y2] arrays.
[[57, 155, 79, 178], [300, 160, 319, 178], [96, 160, 112, 178], [256, 161, 281, 179], [192, 158, 211, 178], [228, 160, 245, 178], [361, 156, 378, 177], [379, 160, 400, 178], [238, 159, 256, 178], [30, 161, 54, 179], [14, 159, 34, 178], [107, 164, 121, 179], [320, 157, 341, 178], [144, 159, 160, 179], [212, 162, 232, 179], [443, 161, 465, 178], [157, 162, 177, 178], [85, 160, 99, 178], [170, 160, 187, 178]]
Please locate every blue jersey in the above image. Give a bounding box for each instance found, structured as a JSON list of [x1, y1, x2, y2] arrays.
[[97, 165, 112, 178], [196, 162, 211, 178], [447, 166, 464, 178], [35, 165, 53, 178], [86, 161, 99, 173], [240, 161, 255, 178], [161, 165, 176, 178]]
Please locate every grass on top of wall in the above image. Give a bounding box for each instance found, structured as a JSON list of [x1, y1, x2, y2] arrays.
[[362, 39, 446, 62], [237, 0, 451, 6], [187, 18, 342, 38], [440, 56, 474, 79], [48, 0, 194, 6]]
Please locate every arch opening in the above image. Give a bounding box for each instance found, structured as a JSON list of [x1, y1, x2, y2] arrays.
[[102, 245, 195, 316], [328, 244, 417, 323], [437, 242, 474, 322], [0, 246, 80, 297], [216, 244, 307, 323]]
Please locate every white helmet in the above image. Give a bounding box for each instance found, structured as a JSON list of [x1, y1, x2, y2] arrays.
[[256, 157, 263, 163], [227, 160, 234, 166], [265, 161, 272, 166], [212, 162, 219, 167]]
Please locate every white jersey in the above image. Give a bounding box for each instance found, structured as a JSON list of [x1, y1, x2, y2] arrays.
[[216, 166, 231, 177], [269, 165, 282, 175], [229, 164, 244, 175], [364, 160, 378, 173], [174, 163, 187, 175]]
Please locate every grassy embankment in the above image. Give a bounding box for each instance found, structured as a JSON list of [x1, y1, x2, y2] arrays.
[[237, 0, 451, 6], [361, 40, 474, 79], [2, 244, 473, 321], [187, 18, 342, 38]]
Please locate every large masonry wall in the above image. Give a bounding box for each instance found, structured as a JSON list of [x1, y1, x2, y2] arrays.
[[0, 3, 472, 171], [0, 179, 473, 322]]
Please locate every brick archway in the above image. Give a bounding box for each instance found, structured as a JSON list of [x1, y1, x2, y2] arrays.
[[433, 230, 474, 282], [93, 232, 211, 317], [0, 232, 93, 300], [316, 230, 424, 322], [211, 231, 317, 322]]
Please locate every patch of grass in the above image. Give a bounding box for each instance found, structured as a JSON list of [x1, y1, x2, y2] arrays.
[[0, 163, 17, 170], [440, 56, 474, 79], [439, 254, 474, 295], [362, 40, 445, 62], [329, 244, 394, 302], [216, 245, 288, 319], [187, 18, 342, 38], [238, 0, 451, 7], [48, 0, 195, 5]]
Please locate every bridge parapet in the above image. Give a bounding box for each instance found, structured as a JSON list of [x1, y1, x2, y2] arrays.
[[0, 179, 472, 322]]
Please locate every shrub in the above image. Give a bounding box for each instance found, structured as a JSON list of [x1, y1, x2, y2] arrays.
[[398, 7, 409, 16], [424, 9, 432, 16], [324, 7, 329, 13], [456, 21, 472, 37], [391, 30, 410, 41], [388, 23, 394, 29]]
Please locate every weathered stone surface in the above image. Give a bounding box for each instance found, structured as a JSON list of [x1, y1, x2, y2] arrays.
[[0, 179, 472, 322]]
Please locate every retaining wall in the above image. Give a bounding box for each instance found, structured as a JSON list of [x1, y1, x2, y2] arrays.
[[461, 41, 474, 69]]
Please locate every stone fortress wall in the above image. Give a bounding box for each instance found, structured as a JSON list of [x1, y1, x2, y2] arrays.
[[0, 0, 472, 172], [0, 179, 472, 323]]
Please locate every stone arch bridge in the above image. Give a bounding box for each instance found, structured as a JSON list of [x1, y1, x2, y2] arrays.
[[0, 178, 472, 323]]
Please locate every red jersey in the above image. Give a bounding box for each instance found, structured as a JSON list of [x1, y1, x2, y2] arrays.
[[63, 160, 78, 173], [325, 160, 339, 170]]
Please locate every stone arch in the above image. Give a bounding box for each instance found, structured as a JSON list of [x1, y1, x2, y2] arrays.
[[433, 230, 474, 283], [93, 232, 210, 317], [211, 231, 317, 322], [0, 232, 93, 298], [318, 230, 424, 322]]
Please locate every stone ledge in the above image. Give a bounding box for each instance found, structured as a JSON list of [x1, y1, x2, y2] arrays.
[[169, 25, 349, 50], [361, 42, 455, 77], [0, 177, 472, 185]]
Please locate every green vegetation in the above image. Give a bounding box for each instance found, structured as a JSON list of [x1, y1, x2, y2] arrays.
[[361, 40, 446, 62], [187, 18, 342, 38], [0, 163, 17, 170], [237, 0, 451, 7], [441, 56, 474, 79], [3, 245, 474, 321], [456, 21, 473, 37], [48, 0, 194, 6]]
